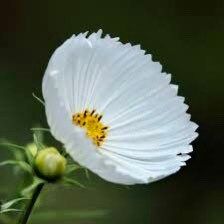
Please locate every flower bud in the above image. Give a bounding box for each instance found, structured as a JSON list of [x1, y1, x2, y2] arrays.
[[35, 147, 66, 181], [26, 143, 38, 157]]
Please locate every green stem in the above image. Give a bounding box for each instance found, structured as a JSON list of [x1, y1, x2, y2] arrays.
[[19, 183, 44, 224]]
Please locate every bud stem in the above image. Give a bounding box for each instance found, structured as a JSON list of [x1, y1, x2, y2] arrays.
[[19, 183, 44, 224]]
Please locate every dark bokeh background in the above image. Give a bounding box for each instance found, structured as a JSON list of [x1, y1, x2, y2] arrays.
[[0, 0, 223, 224]]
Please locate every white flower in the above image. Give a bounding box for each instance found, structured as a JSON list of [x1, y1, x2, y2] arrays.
[[42, 30, 198, 185]]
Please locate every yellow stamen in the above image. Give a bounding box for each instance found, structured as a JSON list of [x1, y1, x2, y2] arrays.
[[72, 109, 109, 147]]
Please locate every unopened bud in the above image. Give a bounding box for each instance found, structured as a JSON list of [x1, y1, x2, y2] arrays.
[[35, 147, 66, 181], [26, 143, 38, 157]]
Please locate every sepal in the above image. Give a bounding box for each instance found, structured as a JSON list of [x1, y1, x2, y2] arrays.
[[0, 160, 32, 174], [21, 177, 46, 197], [0, 197, 28, 214], [61, 177, 86, 188]]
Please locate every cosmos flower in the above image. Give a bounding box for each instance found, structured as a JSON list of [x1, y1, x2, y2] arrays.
[[42, 30, 198, 185]]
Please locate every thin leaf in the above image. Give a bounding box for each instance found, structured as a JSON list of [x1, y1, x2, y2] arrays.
[[21, 178, 45, 197], [0, 140, 25, 161], [33, 133, 44, 150], [62, 177, 86, 188], [30, 128, 50, 132], [32, 93, 45, 106], [0, 160, 33, 173], [0, 208, 22, 214], [65, 164, 90, 179], [65, 164, 83, 174], [1, 198, 29, 210], [24, 145, 35, 165], [31, 210, 109, 221], [85, 168, 90, 180], [0, 142, 26, 151]]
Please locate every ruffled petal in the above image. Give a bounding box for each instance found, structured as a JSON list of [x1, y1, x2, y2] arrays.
[[42, 30, 198, 185]]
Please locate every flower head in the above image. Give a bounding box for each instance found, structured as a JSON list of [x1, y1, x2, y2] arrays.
[[42, 30, 198, 185]]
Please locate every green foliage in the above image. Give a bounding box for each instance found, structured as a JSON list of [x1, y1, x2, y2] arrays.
[[0, 141, 26, 161], [0, 125, 95, 223], [0, 197, 28, 214], [85, 168, 90, 180], [33, 133, 45, 150], [32, 93, 45, 106], [21, 178, 45, 197], [0, 160, 32, 174], [61, 177, 86, 188], [0, 129, 45, 217], [30, 128, 50, 132], [0, 142, 27, 151], [65, 164, 83, 174]]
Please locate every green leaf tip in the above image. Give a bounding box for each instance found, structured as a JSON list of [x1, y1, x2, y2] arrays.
[[1, 197, 29, 211], [62, 177, 86, 188], [0, 208, 23, 214], [0, 197, 29, 214], [0, 160, 33, 173], [31, 128, 50, 132], [32, 93, 45, 106], [0, 142, 26, 151]]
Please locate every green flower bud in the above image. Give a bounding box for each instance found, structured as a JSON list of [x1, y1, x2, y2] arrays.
[[35, 147, 67, 181], [26, 143, 38, 157]]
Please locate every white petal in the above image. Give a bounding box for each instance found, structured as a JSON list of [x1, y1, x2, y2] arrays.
[[42, 30, 198, 185]]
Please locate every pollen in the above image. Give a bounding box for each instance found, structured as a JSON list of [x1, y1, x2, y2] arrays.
[[72, 109, 109, 147]]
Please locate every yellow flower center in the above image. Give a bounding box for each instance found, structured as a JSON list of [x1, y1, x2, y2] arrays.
[[72, 109, 109, 147]]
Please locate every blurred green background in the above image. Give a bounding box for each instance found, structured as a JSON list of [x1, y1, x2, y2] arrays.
[[0, 0, 223, 223]]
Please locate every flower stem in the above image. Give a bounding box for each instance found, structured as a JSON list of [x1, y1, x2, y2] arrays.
[[19, 183, 44, 224]]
